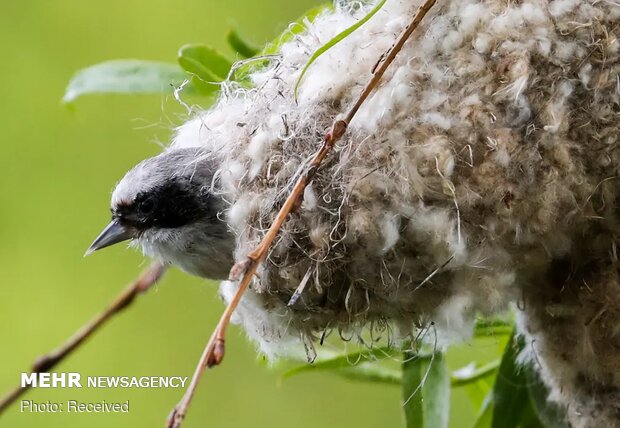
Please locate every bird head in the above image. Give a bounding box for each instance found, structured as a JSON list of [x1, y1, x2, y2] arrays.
[[86, 147, 234, 280]]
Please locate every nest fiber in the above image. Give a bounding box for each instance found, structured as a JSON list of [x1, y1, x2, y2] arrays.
[[172, 1, 620, 425]]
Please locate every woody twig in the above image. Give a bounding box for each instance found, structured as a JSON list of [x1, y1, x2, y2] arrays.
[[0, 262, 167, 415], [166, 1, 437, 427]]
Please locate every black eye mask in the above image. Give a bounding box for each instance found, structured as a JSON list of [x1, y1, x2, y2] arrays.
[[115, 181, 208, 230]]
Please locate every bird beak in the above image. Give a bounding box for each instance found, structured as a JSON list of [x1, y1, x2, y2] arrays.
[[85, 219, 134, 256]]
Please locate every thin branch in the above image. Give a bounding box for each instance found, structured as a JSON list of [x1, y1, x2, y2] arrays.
[[0, 262, 166, 413], [167, 1, 438, 427]]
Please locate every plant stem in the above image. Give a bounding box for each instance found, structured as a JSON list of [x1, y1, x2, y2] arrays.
[[0, 263, 166, 414], [166, 1, 438, 427]]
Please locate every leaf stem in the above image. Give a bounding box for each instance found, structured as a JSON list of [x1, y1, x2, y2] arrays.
[[293, 0, 388, 99]]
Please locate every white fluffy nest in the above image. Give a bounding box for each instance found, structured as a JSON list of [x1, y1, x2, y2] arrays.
[[173, 1, 620, 426]]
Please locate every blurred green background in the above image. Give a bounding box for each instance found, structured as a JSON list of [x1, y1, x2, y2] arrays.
[[0, 1, 504, 427]]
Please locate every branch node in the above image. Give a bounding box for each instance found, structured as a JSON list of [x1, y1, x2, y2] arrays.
[[330, 119, 348, 142], [167, 1, 438, 424], [229, 258, 252, 280], [167, 406, 183, 428], [31, 355, 56, 374], [208, 338, 226, 368]]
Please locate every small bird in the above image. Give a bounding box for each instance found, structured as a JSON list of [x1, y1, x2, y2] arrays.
[[83, 1, 620, 425], [86, 147, 234, 280]]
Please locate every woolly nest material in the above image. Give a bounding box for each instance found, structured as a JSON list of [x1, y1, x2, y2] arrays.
[[171, 1, 620, 426]]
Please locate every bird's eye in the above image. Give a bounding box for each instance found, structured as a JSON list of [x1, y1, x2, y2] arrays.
[[138, 198, 155, 214]]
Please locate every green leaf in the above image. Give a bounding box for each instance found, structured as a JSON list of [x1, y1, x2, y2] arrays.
[[260, 4, 332, 56], [227, 4, 331, 83], [177, 44, 232, 82], [337, 363, 401, 385], [284, 346, 498, 391], [402, 352, 450, 428], [465, 379, 494, 420], [451, 360, 500, 387], [473, 390, 494, 428], [63, 60, 187, 103], [227, 28, 259, 58], [282, 345, 408, 380], [186, 75, 219, 96], [526, 369, 569, 428], [491, 332, 529, 428], [520, 404, 546, 428], [293, 0, 387, 99], [486, 330, 565, 428], [474, 319, 514, 337]]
